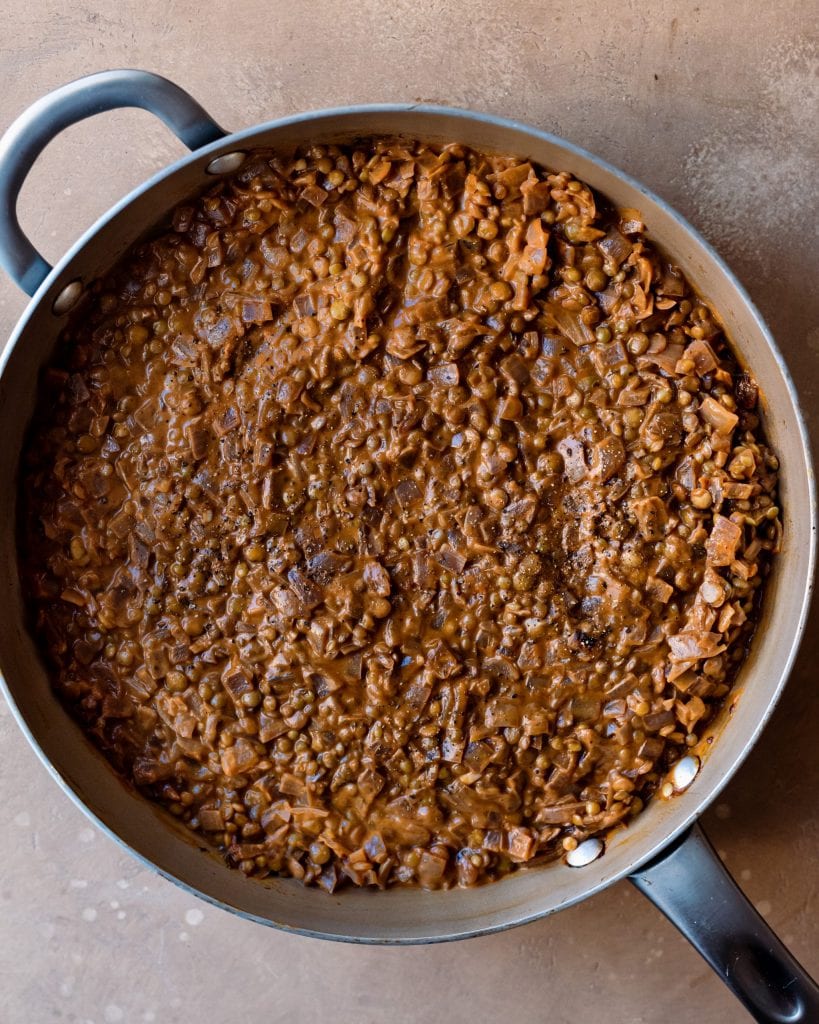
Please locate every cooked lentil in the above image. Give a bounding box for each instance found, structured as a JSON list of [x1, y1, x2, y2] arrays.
[[19, 139, 780, 892]]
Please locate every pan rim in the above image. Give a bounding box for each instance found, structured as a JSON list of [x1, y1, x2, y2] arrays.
[[1, 100, 815, 942]]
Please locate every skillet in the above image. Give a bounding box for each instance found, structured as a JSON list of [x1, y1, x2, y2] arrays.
[[0, 70, 816, 1021]]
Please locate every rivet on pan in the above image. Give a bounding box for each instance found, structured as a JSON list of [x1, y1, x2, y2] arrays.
[[667, 754, 700, 794], [566, 837, 604, 868], [52, 279, 83, 315], [206, 151, 246, 175]]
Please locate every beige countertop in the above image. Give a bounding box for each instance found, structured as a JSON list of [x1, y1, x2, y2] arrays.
[[1, 3, 817, 1022]]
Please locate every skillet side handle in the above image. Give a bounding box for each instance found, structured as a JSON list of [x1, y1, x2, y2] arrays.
[[0, 69, 226, 296], [630, 823, 819, 1023]]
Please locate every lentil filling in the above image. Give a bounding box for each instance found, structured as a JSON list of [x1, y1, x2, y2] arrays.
[[19, 140, 780, 891]]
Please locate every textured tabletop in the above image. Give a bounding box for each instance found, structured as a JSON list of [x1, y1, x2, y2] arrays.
[[0, 3, 817, 1022]]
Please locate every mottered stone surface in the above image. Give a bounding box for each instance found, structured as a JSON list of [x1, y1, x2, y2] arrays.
[[0, 3, 816, 1022]]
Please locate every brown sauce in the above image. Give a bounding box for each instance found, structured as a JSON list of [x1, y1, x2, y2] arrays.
[[19, 140, 780, 890]]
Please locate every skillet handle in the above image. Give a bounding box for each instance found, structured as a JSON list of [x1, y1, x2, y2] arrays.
[[0, 69, 226, 296], [630, 823, 819, 1022]]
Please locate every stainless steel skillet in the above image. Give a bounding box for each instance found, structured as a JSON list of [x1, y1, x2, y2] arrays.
[[0, 69, 815, 1022]]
